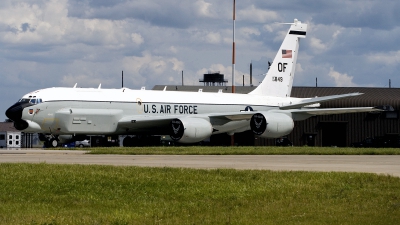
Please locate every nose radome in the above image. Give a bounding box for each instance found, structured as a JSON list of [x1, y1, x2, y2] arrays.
[[5, 103, 24, 121]]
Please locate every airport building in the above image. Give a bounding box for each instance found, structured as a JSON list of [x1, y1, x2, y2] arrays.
[[153, 85, 400, 147], [0, 122, 41, 148], [0, 122, 22, 148]]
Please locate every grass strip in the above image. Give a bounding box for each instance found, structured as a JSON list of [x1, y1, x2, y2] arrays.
[[0, 163, 399, 224]]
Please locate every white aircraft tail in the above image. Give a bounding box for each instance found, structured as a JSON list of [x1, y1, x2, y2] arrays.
[[249, 19, 307, 97]]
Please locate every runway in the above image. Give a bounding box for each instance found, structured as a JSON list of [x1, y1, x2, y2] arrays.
[[1, 149, 399, 177]]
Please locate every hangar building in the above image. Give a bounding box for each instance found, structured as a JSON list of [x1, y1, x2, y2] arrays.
[[153, 85, 399, 147]]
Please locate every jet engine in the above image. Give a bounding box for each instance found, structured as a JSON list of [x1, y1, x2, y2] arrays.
[[170, 118, 213, 143], [14, 119, 42, 133], [250, 112, 294, 138]]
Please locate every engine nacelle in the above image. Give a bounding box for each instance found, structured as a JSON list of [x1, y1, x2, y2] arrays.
[[250, 112, 294, 138], [170, 118, 213, 143], [14, 119, 42, 132]]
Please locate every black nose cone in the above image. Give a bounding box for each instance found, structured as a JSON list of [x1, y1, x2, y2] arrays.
[[5, 102, 33, 122], [5, 102, 24, 121], [5, 102, 32, 131]]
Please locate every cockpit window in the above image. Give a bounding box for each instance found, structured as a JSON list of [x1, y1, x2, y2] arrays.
[[19, 98, 43, 105], [19, 98, 30, 103]]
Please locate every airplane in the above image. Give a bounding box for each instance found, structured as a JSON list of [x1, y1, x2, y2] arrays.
[[5, 19, 383, 147]]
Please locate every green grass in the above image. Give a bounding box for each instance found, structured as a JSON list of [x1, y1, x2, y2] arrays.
[[82, 146, 400, 155], [0, 163, 399, 224]]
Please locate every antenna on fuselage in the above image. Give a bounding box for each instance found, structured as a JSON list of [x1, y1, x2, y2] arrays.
[[98, 84, 102, 89], [73, 83, 77, 88]]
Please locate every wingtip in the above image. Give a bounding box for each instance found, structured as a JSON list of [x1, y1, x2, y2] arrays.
[[374, 105, 394, 111]]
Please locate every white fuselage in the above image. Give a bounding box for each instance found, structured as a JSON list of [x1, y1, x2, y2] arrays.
[[20, 87, 307, 135]]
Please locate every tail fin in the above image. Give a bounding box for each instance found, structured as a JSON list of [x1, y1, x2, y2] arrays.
[[249, 19, 307, 97]]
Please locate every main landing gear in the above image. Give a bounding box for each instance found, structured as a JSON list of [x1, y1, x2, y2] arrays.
[[46, 138, 59, 148], [39, 134, 59, 148]]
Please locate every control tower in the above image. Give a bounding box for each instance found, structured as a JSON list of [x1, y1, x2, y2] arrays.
[[199, 71, 228, 86]]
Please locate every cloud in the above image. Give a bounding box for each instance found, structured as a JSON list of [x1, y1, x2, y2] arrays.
[[309, 37, 327, 53], [312, 1, 400, 30], [240, 27, 261, 37], [131, 33, 144, 45], [194, 0, 214, 18], [205, 32, 221, 44], [188, 29, 228, 46], [295, 63, 304, 74], [0, 1, 142, 50], [328, 67, 357, 87], [169, 46, 178, 54], [72, 1, 199, 29], [367, 51, 400, 66], [238, 5, 279, 23], [306, 23, 346, 54], [122, 51, 185, 87]]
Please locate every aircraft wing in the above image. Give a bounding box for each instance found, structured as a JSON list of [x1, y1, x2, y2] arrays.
[[118, 112, 256, 133], [117, 102, 384, 134], [288, 106, 384, 121], [290, 107, 382, 116], [208, 106, 383, 121], [280, 93, 363, 110]]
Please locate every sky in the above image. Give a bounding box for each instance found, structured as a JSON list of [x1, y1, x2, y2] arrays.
[[1, 0, 400, 121]]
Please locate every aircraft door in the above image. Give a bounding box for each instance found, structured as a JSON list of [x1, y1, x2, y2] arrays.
[[136, 98, 143, 114]]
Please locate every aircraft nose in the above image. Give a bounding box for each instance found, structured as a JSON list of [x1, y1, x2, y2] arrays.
[[5, 102, 25, 121]]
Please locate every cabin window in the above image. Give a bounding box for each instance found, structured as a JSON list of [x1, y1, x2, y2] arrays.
[[0, 134, 5, 140]]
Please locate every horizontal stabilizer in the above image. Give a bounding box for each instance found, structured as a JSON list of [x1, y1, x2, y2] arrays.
[[280, 93, 363, 110]]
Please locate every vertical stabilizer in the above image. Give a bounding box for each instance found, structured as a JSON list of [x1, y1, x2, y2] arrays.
[[249, 19, 307, 97]]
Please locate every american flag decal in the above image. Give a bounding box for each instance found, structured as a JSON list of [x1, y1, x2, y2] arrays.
[[282, 49, 292, 58]]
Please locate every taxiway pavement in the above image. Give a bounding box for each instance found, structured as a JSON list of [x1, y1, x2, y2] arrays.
[[0, 149, 399, 177]]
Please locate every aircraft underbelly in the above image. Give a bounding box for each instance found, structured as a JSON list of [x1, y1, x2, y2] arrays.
[[213, 120, 249, 134]]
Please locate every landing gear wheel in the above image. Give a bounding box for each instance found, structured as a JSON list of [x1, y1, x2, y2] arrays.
[[123, 136, 133, 147], [49, 138, 58, 148]]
